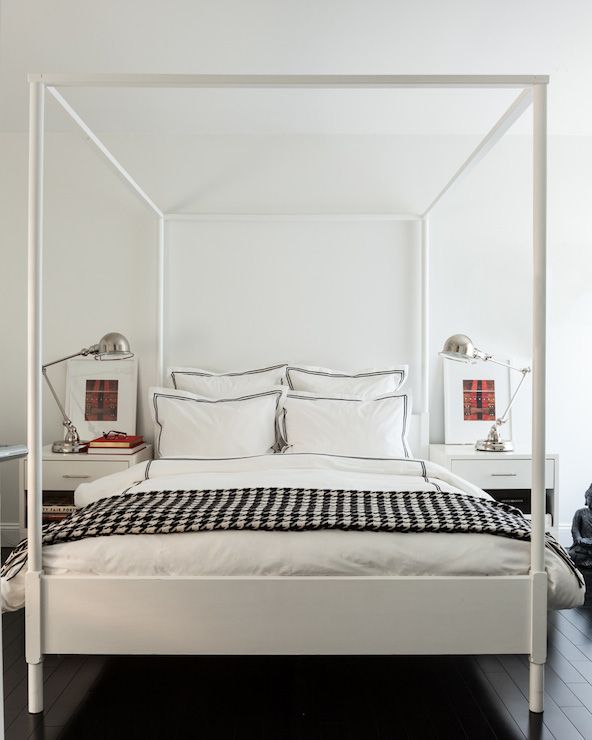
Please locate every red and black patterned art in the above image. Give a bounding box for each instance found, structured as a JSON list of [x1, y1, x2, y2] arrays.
[[84, 379, 119, 422], [462, 379, 496, 421]]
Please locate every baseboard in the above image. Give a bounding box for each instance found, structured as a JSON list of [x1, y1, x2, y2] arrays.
[[1, 522, 22, 548]]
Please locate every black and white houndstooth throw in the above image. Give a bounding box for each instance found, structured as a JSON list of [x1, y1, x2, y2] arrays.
[[1, 487, 581, 585]]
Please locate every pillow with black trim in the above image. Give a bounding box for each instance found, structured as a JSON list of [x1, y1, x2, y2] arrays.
[[285, 365, 408, 398], [279, 391, 412, 458], [149, 386, 286, 458], [168, 364, 287, 397]]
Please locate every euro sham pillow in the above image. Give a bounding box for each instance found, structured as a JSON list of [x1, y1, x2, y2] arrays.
[[169, 364, 287, 397], [280, 391, 412, 458], [285, 365, 408, 397], [150, 386, 285, 459]]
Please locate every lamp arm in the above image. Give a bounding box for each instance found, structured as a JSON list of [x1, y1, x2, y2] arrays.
[[480, 354, 530, 374], [495, 367, 531, 427], [42, 367, 74, 429], [42, 348, 91, 370], [41, 349, 91, 433]]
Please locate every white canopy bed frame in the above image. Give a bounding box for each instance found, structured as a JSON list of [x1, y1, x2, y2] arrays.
[[26, 74, 549, 714]]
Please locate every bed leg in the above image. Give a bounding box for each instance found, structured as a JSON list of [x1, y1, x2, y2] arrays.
[[28, 662, 44, 714], [529, 570, 547, 714], [25, 569, 44, 713], [529, 659, 544, 713]]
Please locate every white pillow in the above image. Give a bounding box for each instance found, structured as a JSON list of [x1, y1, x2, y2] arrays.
[[169, 364, 287, 397], [280, 392, 412, 458], [150, 386, 285, 459], [285, 365, 408, 397]]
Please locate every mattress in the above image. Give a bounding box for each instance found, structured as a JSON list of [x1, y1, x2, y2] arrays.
[[2, 453, 584, 611]]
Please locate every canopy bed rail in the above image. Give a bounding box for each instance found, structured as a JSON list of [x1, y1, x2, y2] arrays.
[[26, 74, 549, 714]]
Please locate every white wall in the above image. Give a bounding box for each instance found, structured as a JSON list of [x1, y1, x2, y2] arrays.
[[429, 134, 592, 539], [0, 133, 158, 536], [429, 135, 533, 450], [165, 218, 421, 388]]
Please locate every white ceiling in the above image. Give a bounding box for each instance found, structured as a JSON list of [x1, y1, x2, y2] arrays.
[[0, 1, 587, 214], [77, 133, 489, 214], [2, 0, 591, 135]]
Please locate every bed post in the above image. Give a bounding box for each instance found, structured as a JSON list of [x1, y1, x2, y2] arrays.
[[529, 81, 548, 715], [157, 215, 165, 385], [420, 217, 430, 457], [26, 78, 45, 714]]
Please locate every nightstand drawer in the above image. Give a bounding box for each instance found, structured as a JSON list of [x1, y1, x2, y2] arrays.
[[450, 458, 554, 490], [26, 460, 129, 490]]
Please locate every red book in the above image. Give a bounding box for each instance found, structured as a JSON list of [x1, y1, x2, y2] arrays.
[[88, 434, 144, 449]]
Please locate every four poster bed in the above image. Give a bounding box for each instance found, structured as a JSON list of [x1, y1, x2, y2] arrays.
[[17, 73, 575, 716]]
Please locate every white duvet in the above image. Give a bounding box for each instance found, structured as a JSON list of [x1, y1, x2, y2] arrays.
[[2, 454, 584, 611]]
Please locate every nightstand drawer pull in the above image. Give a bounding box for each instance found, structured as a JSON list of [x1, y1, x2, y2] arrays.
[[62, 474, 91, 479], [490, 473, 518, 477]]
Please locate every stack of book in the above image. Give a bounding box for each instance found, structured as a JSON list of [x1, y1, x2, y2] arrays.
[[43, 493, 76, 523], [43, 504, 76, 522], [86, 434, 146, 455]]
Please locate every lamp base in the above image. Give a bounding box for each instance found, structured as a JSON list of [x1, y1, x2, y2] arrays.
[[51, 440, 87, 454], [475, 438, 514, 453]]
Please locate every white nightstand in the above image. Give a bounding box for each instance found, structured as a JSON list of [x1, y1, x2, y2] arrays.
[[19, 444, 152, 536], [429, 444, 558, 536]]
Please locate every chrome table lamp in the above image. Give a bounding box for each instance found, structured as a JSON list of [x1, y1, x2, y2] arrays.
[[440, 334, 531, 452], [43, 332, 134, 453]]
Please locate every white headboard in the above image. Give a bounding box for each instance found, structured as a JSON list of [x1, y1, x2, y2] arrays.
[[162, 216, 428, 457]]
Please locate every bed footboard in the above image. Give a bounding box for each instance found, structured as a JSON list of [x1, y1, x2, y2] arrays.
[[39, 574, 535, 656]]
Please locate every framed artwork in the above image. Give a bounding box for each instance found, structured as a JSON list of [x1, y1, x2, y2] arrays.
[[65, 357, 138, 441], [443, 358, 512, 444]]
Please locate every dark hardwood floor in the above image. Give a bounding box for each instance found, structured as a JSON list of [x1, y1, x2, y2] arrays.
[[3, 565, 592, 739]]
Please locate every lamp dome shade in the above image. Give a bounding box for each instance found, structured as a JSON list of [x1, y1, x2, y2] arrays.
[[96, 332, 133, 360], [439, 334, 476, 362]]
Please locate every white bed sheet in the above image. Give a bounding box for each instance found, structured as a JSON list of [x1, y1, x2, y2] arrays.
[[2, 454, 584, 611]]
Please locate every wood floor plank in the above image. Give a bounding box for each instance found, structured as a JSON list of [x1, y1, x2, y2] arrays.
[[560, 609, 592, 635], [484, 669, 556, 739], [2, 657, 26, 698], [568, 639, 592, 660], [43, 655, 106, 727], [544, 665, 585, 708], [534, 699, 585, 740], [318, 720, 352, 740], [567, 680, 592, 705], [3, 603, 592, 739], [476, 654, 506, 673], [436, 658, 496, 740], [236, 717, 268, 740], [547, 648, 589, 684], [4, 712, 43, 740], [456, 658, 526, 739], [4, 655, 68, 732], [27, 723, 64, 740], [3, 669, 35, 730], [562, 707, 592, 740], [501, 653, 588, 713], [1, 615, 24, 651], [548, 625, 590, 662], [570, 659, 592, 683], [375, 715, 410, 740], [409, 660, 460, 740], [499, 655, 583, 710], [2, 632, 26, 674], [555, 613, 592, 645], [39, 655, 86, 719]]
